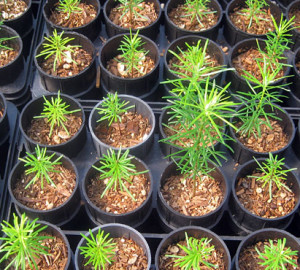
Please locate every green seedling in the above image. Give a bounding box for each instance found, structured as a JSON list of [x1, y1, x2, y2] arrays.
[[0, 21, 17, 51], [56, 0, 82, 19], [117, 0, 146, 28], [0, 213, 52, 270], [18, 145, 63, 189]]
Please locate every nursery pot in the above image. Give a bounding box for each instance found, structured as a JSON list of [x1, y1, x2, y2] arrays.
[[103, 0, 162, 40], [99, 33, 160, 97], [290, 46, 300, 96], [89, 95, 155, 160], [164, 0, 223, 42], [155, 226, 231, 270], [0, 93, 9, 145], [8, 150, 81, 226], [34, 31, 96, 96], [82, 156, 153, 227], [75, 223, 151, 270], [234, 228, 300, 269], [228, 104, 295, 164], [43, 0, 101, 41], [229, 158, 300, 234], [287, 0, 300, 51], [19, 93, 87, 158], [157, 160, 229, 231], [224, 0, 282, 46]]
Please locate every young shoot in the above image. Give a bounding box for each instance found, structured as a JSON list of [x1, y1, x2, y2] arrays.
[[166, 232, 218, 269], [0, 20, 17, 51], [56, 0, 82, 19], [0, 213, 51, 270], [34, 91, 81, 138], [79, 228, 116, 270], [256, 238, 298, 270], [18, 145, 63, 189], [250, 153, 296, 202], [92, 148, 148, 201], [35, 29, 80, 71], [117, 0, 146, 27]]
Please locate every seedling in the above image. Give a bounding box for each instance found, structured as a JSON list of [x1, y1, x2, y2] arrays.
[[79, 228, 116, 270], [35, 29, 80, 71], [250, 153, 296, 201], [18, 145, 63, 189], [256, 238, 298, 270], [117, 0, 146, 28], [166, 232, 217, 269], [34, 91, 81, 138], [0, 213, 51, 270], [56, 0, 83, 19], [92, 148, 148, 201], [0, 21, 17, 51]]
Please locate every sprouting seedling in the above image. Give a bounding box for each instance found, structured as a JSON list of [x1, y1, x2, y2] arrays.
[[166, 232, 218, 269], [33, 91, 81, 138], [117, 29, 148, 78], [56, 0, 83, 19], [79, 228, 116, 270], [35, 29, 81, 71], [92, 148, 148, 201], [0, 20, 17, 51], [18, 145, 63, 189], [250, 153, 296, 202], [0, 213, 52, 270], [255, 238, 298, 270]]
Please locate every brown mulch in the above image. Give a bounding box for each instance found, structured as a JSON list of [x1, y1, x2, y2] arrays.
[[0, 48, 18, 67], [289, 8, 300, 31], [159, 238, 226, 270], [168, 5, 219, 32], [49, 2, 97, 28], [109, 1, 158, 29], [86, 172, 150, 214], [161, 173, 224, 216], [0, 107, 3, 118], [12, 164, 76, 210], [26, 113, 82, 145], [236, 171, 296, 218], [39, 46, 92, 77], [229, 6, 275, 35], [0, 0, 27, 20], [95, 112, 152, 148], [107, 53, 155, 78], [236, 119, 289, 153], [238, 239, 300, 270], [83, 237, 148, 270]]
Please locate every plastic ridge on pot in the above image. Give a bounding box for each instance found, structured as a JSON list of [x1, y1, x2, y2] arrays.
[[0, 93, 9, 146]]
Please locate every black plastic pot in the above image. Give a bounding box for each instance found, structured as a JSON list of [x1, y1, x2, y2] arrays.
[[226, 38, 290, 97], [290, 46, 300, 97], [0, 25, 24, 86], [278, 0, 295, 7], [82, 156, 153, 227], [157, 160, 229, 231], [103, 0, 162, 40], [8, 150, 81, 226], [43, 0, 101, 41], [287, 0, 300, 51], [75, 223, 151, 270], [0, 93, 9, 146], [229, 158, 300, 234], [164, 0, 223, 42], [99, 33, 160, 97], [224, 0, 282, 46], [19, 93, 87, 158], [228, 104, 295, 164], [234, 228, 300, 270], [89, 95, 155, 160], [155, 226, 231, 269], [34, 31, 96, 96]]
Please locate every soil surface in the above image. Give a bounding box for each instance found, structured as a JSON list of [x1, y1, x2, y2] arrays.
[[236, 118, 289, 153], [95, 112, 152, 148], [39, 46, 92, 77], [12, 164, 76, 210], [0, 48, 18, 67], [109, 1, 158, 29], [238, 239, 300, 270], [86, 171, 150, 214], [83, 237, 148, 270], [159, 237, 226, 270], [107, 53, 155, 78], [229, 6, 275, 35], [236, 171, 296, 218], [289, 8, 300, 31], [161, 172, 224, 216], [0, 0, 27, 20], [49, 2, 97, 28], [26, 112, 82, 145], [168, 4, 219, 32]]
